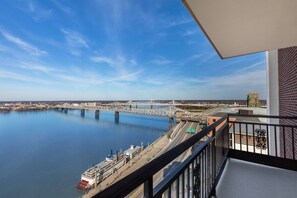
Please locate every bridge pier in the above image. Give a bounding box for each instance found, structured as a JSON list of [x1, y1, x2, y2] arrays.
[[95, 110, 100, 120], [115, 111, 119, 124], [81, 109, 85, 117], [63, 108, 68, 114], [169, 117, 174, 129]]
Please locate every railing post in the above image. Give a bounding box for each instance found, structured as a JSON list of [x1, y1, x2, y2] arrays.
[[227, 115, 230, 149], [212, 127, 216, 197], [144, 177, 153, 198]]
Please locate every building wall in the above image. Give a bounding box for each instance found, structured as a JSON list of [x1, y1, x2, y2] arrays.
[[278, 46, 297, 159], [247, 93, 259, 107], [207, 116, 236, 137], [207, 116, 235, 131]]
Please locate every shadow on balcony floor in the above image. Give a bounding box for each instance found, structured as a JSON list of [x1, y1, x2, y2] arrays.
[[216, 158, 297, 198]]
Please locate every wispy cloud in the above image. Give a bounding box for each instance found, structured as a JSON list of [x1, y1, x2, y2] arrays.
[[141, 68, 267, 99], [16, 62, 61, 73], [188, 69, 266, 94], [143, 76, 171, 86], [166, 18, 192, 28], [0, 69, 51, 84], [0, 29, 47, 56], [111, 70, 141, 82], [90, 55, 121, 67], [130, 59, 137, 65], [54, 68, 141, 86], [61, 29, 88, 56], [54, 73, 104, 85], [90, 54, 135, 73], [90, 54, 142, 83], [183, 29, 199, 36], [26, 1, 53, 21], [52, 0, 73, 15], [0, 0, 267, 100], [192, 52, 217, 63], [237, 60, 265, 72], [151, 57, 171, 65], [0, 44, 9, 52]]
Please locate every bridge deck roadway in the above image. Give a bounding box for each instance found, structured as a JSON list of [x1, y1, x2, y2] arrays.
[[55, 105, 179, 118]]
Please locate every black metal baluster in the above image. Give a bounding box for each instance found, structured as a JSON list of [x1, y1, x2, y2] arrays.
[[232, 122, 235, 149], [260, 125, 263, 154], [204, 148, 209, 194], [266, 124, 269, 156], [199, 155, 204, 197], [292, 127, 295, 160], [193, 156, 200, 198], [191, 162, 194, 198], [274, 126, 277, 157], [204, 150, 206, 198], [207, 144, 210, 195], [182, 171, 185, 198], [283, 126, 286, 158], [239, 123, 242, 151], [176, 175, 180, 198], [187, 167, 190, 198], [168, 184, 171, 198], [205, 145, 208, 196], [227, 116, 230, 150], [144, 176, 153, 198], [246, 123, 248, 152], [222, 127, 225, 155], [253, 124, 255, 153], [212, 128, 216, 185]]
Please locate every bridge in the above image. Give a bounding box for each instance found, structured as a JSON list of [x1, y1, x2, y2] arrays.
[[54, 104, 181, 118], [99, 100, 181, 107], [67, 100, 235, 108]]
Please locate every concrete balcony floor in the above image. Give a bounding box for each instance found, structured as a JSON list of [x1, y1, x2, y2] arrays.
[[216, 158, 297, 198]]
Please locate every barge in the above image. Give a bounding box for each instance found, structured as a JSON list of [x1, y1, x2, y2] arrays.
[[76, 145, 142, 190]]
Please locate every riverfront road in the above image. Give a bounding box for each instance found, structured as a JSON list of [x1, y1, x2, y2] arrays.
[[84, 122, 198, 198], [84, 121, 205, 198], [153, 122, 200, 189], [126, 121, 202, 198]]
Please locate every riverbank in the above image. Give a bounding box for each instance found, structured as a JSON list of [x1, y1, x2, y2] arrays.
[[0, 104, 49, 112]]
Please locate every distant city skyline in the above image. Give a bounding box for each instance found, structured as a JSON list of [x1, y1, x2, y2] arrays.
[[0, 0, 266, 101]]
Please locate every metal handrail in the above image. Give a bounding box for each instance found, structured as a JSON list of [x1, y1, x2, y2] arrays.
[[153, 122, 228, 197], [228, 113, 297, 120], [93, 114, 297, 198], [229, 120, 297, 128], [93, 115, 228, 198]]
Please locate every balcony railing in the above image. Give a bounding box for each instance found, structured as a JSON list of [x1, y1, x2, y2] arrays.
[[229, 114, 297, 160], [92, 114, 297, 198]]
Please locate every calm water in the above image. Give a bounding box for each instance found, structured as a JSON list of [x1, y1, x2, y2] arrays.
[[0, 110, 169, 198]]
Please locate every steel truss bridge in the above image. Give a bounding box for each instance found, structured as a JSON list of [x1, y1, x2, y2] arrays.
[[54, 104, 183, 118]]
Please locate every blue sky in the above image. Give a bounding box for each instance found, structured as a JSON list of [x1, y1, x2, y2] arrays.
[[0, 0, 266, 101]]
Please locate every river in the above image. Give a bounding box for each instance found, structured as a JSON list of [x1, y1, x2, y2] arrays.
[[0, 110, 169, 198]]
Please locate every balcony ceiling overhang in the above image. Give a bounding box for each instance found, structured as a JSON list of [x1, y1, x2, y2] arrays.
[[182, 0, 297, 58]]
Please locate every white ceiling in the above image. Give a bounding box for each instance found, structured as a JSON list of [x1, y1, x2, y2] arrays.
[[182, 0, 297, 58]]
